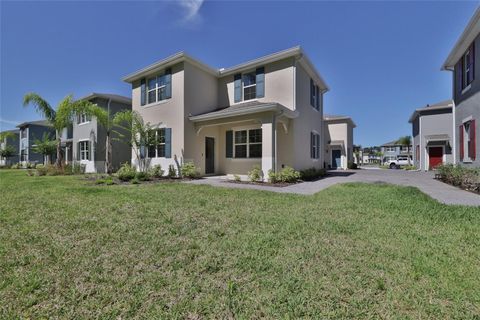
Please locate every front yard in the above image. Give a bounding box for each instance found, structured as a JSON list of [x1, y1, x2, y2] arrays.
[[0, 170, 479, 318]]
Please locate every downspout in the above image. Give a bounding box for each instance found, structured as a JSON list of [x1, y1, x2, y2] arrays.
[[452, 100, 456, 165]]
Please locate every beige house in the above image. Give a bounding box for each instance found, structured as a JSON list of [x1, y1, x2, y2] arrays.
[[324, 115, 356, 170], [122, 47, 330, 178]]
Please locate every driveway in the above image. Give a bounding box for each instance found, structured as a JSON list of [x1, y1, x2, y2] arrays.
[[187, 169, 480, 207]]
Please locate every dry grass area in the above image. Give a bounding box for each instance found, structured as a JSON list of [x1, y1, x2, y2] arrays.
[[0, 170, 479, 318]]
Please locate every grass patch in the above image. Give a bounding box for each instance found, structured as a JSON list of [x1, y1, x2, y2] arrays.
[[0, 170, 479, 318]]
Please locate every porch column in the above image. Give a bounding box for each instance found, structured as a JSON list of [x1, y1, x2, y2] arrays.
[[261, 116, 276, 180]]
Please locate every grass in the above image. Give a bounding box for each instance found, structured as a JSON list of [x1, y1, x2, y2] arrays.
[[0, 170, 479, 318]]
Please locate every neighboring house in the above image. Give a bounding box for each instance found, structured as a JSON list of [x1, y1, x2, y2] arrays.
[[323, 114, 356, 169], [72, 93, 132, 173], [16, 120, 55, 165], [409, 100, 454, 170], [380, 141, 412, 164], [0, 129, 20, 166], [442, 8, 480, 167], [122, 46, 329, 178]]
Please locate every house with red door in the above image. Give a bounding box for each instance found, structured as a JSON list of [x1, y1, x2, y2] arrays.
[[409, 100, 455, 171]]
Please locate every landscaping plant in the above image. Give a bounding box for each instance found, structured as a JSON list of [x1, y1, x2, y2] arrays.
[[248, 165, 263, 182], [116, 162, 136, 181], [181, 162, 200, 179]]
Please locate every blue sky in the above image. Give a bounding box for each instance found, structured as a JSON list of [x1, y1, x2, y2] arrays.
[[0, 0, 477, 146]]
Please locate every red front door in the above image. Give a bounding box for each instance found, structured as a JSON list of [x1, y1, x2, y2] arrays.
[[428, 147, 443, 169]]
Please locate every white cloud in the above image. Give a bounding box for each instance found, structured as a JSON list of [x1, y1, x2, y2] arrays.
[[178, 0, 204, 22], [0, 118, 19, 126]]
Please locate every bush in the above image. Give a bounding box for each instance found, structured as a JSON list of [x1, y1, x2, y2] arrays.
[[64, 163, 85, 175], [248, 165, 263, 182], [347, 162, 358, 170], [10, 163, 21, 169], [300, 167, 326, 181], [404, 165, 416, 171], [167, 165, 177, 178], [149, 165, 164, 178], [181, 162, 200, 179], [233, 174, 241, 182], [135, 171, 150, 181], [277, 166, 301, 183], [131, 178, 140, 184], [267, 169, 278, 184], [437, 164, 480, 193], [117, 163, 136, 181]]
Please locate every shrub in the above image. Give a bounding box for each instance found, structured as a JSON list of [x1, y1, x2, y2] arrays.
[[248, 165, 263, 182], [149, 165, 164, 178], [105, 178, 115, 185], [347, 161, 358, 170], [131, 178, 140, 185], [437, 164, 480, 193], [404, 165, 416, 171], [181, 162, 200, 179], [117, 163, 136, 181], [167, 165, 176, 178], [233, 174, 241, 182], [64, 163, 85, 175], [267, 169, 278, 184], [10, 163, 21, 169], [300, 167, 326, 181], [135, 171, 150, 181], [277, 166, 301, 183]]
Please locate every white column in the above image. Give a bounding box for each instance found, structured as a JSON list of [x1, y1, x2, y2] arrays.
[[261, 117, 276, 181]]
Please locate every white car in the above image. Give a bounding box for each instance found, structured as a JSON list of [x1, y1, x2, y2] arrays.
[[385, 156, 412, 169]]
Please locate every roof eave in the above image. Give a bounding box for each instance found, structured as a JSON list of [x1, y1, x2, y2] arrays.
[[189, 104, 298, 122]]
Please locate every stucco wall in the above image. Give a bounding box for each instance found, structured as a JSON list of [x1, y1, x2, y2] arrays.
[[419, 110, 454, 170], [324, 121, 349, 169], [455, 90, 480, 167]]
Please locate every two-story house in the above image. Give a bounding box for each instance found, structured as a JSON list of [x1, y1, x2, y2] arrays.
[[323, 114, 356, 169], [409, 100, 454, 170], [16, 120, 55, 165], [442, 8, 480, 166], [380, 141, 412, 164], [122, 47, 329, 178], [72, 93, 132, 173], [0, 129, 20, 166]]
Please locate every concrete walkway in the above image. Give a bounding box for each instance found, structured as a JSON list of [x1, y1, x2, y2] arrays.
[[186, 169, 480, 207]]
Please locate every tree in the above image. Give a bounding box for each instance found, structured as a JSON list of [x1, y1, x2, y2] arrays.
[[397, 135, 412, 165], [113, 110, 158, 173], [32, 132, 57, 165], [23, 93, 94, 169], [0, 132, 16, 165]]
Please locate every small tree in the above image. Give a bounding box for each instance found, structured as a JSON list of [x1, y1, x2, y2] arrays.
[[397, 136, 412, 165], [113, 110, 159, 173], [32, 132, 57, 164], [0, 145, 16, 165]]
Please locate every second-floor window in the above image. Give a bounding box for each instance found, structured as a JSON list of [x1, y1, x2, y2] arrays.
[[78, 113, 91, 124], [234, 67, 265, 103], [462, 44, 475, 90], [21, 129, 27, 139], [242, 72, 257, 100], [385, 146, 396, 152], [141, 68, 172, 106], [310, 79, 322, 111]]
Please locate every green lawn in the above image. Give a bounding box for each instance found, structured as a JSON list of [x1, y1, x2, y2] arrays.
[[0, 170, 479, 318]]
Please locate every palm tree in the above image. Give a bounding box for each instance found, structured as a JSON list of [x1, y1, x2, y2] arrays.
[[397, 136, 412, 165], [32, 132, 57, 165], [23, 93, 93, 169]]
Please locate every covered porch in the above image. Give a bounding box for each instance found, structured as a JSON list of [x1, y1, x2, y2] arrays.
[[423, 134, 452, 170], [326, 140, 346, 170], [188, 102, 298, 179]]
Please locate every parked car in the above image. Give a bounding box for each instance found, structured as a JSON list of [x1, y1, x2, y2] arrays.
[[385, 156, 412, 169]]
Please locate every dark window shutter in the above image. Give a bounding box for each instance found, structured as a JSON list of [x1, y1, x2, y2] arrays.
[[226, 130, 233, 158], [470, 43, 475, 83], [310, 79, 314, 106], [256, 67, 265, 98], [140, 78, 146, 106], [165, 68, 172, 99], [77, 142, 80, 161], [316, 86, 320, 110], [310, 132, 314, 158], [316, 135, 320, 159], [455, 60, 463, 95], [459, 125, 464, 161], [470, 120, 476, 160], [89, 141, 93, 161], [165, 128, 172, 158], [234, 74, 242, 103]]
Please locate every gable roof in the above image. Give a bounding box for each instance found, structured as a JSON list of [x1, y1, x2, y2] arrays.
[[78, 92, 131, 105], [16, 119, 53, 129], [442, 7, 480, 70], [408, 99, 453, 123], [122, 46, 329, 91], [381, 140, 403, 147], [324, 114, 356, 127]]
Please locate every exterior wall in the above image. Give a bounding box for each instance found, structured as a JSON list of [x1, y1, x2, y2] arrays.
[[453, 34, 480, 105], [292, 62, 324, 170], [454, 91, 480, 167], [21, 125, 55, 164], [218, 57, 295, 109], [324, 121, 351, 170], [131, 63, 185, 171], [73, 115, 98, 173], [416, 110, 454, 170], [0, 131, 19, 165], [412, 118, 420, 168]]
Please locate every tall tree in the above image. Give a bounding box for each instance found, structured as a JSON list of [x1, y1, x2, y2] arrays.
[[397, 136, 412, 165], [113, 110, 158, 173], [23, 93, 93, 169]]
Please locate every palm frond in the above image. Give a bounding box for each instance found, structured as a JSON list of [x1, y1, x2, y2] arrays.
[[23, 93, 56, 123]]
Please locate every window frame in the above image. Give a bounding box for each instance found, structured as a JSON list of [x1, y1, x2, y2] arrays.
[[311, 131, 320, 159], [242, 71, 257, 102], [146, 71, 170, 105], [233, 128, 262, 159], [148, 128, 166, 158], [463, 48, 473, 89], [79, 140, 90, 161], [78, 113, 91, 125]]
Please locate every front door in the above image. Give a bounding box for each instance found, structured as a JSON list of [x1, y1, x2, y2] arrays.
[[332, 150, 341, 169], [428, 147, 443, 170], [205, 137, 215, 174]]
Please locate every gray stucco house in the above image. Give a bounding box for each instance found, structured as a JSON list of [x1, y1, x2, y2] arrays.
[[71, 93, 132, 173], [16, 120, 55, 165], [380, 141, 412, 164], [409, 100, 454, 170], [442, 8, 480, 167], [0, 129, 20, 166]]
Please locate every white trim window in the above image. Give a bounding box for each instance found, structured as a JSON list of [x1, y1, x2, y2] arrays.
[[310, 132, 320, 159], [385, 146, 396, 152], [463, 47, 474, 89], [147, 72, 170, 104], [234, 129, 262, 158], [79, 141, 90, 160], [242, 71, 257, 101], [78, 113, 91, 124], [148, 128, 166, 158]]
